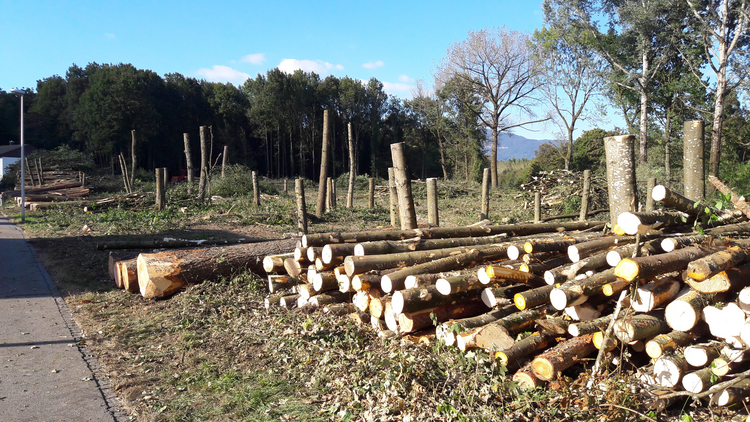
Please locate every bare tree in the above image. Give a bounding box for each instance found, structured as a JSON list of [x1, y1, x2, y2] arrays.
[[531, 27, 606, 170], [684, 0, 750, 177], [435, 27, 547, 188]]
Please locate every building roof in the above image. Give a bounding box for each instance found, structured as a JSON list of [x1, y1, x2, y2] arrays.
[[0, 145, 37, 158]]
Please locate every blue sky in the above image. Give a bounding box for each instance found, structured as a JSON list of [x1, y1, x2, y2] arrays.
[[1, 0, 617, 140]]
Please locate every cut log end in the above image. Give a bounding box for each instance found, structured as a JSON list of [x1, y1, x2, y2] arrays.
[[614, 258, 639, 282]]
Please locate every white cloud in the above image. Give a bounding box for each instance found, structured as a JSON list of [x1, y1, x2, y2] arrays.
[[277, 59, 344, 75], [398, 74, 412, 83], [196, 65, 251, 85], [242, 53, 266, 65], [362, 60, 384, 69], [382, 81, 414, 96], [104, 33, 115, 39]]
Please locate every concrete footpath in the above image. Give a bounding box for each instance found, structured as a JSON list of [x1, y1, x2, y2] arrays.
[[0, 215, 127, 422]]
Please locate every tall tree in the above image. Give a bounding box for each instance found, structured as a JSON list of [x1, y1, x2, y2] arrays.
[[544, 0, 686, 164], [531, 26, 606, 170], [435, 27, 546, 188], [683, 0, 750, 176], [410, 80, 451, 179]]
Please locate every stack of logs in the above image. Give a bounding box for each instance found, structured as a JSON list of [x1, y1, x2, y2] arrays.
[[3, 168, 90, 211], [259, 184, 750, 410]]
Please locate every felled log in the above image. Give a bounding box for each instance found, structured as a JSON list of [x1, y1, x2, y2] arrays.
[[652, 184, 745, 224], [391, 286, 481, 315], [687, 261, 750, 294], [481, 264, 544, 285], [513, 362, 545, 390], [631, 276, 681, 313], [381, 247, 509, 292], [354, 235, 509, 256], [592, 331, 617, 351], [437, 305, 518, 346], [308, 291, 352, 307], [708, 175, 750, 219], [311, 271, 338, 293], [682, 367, 720, 394], [712, 354, 750, 377], [660, 234, 711, 252], [283, 258, 303, 278], [301, 221, 607, 247], [653, 354, 689, 388], [96, 236, 267, 251], [664, 288, 721, 331], [397, 299, 490, 334], [351, 273, 383, 291], [703, 302, 746, 339], [519, 256, 571, 275], [514, 285, 554, 310], [546, 250, 610, 284], [567, 236, 636, 263], [713, 379, 750, 407], [613, 313, 669, 343], [496, 333, 556, 367], [523, 238, 581, 254], [617, 211, 693, 235], [137, 238, 297, 299], [368, 295, 391, 319], [531, 334, 596, 381], [268, 275, 296, 294], [685, 342, 723, 367], [646, 331, 700, 359], [481, 284, 531, 308], [117, 259, 139, 293], [686, 246, 750, 282], [568, 316, 611, 337], [345, 245, 500, 277], [614, 246, 721, 282], [263, 252, 296, 274], [605, 240, 661, 267], [549, 269, 618, 310], [457, 306, 549, 352], [434, 274, 486, 296]]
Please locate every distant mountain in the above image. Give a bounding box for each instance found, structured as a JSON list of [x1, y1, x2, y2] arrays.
[[491, 133, 554, 161]]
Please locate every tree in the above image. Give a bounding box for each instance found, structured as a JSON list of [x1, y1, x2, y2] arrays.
[[435, 26, 547, 188], [544, 0, 687, 164], [410, 80, 451, 179], [532, 26, 606, 170], [683, 0, 750, 177]]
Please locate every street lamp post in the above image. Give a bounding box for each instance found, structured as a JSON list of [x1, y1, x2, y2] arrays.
[[10, 88, 25, 223]]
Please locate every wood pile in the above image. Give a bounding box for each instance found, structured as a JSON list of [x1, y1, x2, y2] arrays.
[[258, 185, 750, 410], [519, 170, 607, 208]]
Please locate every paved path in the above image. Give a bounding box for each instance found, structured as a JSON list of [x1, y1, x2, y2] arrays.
[[0, 215, 126, 422]]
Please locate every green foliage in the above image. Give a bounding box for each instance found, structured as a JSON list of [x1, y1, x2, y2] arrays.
[[570, 129, 607, 173]]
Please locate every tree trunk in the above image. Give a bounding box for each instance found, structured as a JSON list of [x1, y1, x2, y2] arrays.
[[689, 261, 750, 294], [684, 120, 705, 200], [316, 110, 330, 217], [137, 239, 296, 299], [397, 300, 490, 334], [686, 246, 750, 282], [117, 259, 139, 293], [347, 123, 355, 208], [388, 167, 399, 227], [531, 334, 596, 381], [197, 126, 208, 201], [645, 178, 656, 212], [653, 354, 688, 388], [368, 178, 375, 209], [263, 252, 295, 273], [426, 178, 439, 226], [604, 135, 637, 226], [295, 178, 308, 235], [513, 362, 545, 390], [496, 333, 556, 367], [390, 142, 417, 229], [708, 175, 750, 218], [513, 285, 555, 310], [130, 130, 137, 188], [354, 235, 508, 256], [549, 269, 618, 310], [480, 168, 490, 220], [646, 330, 699, 359], [685, 342, 723, 367], [481, 284, 530, 308], [568, 316, 611, 337], [631, 276, 681, 313], [392, 286, 482, 315], [579, 169, 590, 221]]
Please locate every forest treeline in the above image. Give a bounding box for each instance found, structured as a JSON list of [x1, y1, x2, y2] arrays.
[[2, 0, 749, 191]]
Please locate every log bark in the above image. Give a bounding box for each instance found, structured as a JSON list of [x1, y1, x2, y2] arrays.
[[183, 133, 194, 186], [664, 287, 720, 331], [197, 126, 208, 201], [614, 246, 720, 282], [567, 235, 637, 263], [519, 256, 571, 276], [346, 122, 355, 209], [686, 260, 750, 294], [613, 313, 669, 343], [311, 271, 338, 293], [138, 238, 296, 299], [481, 285, 531, 308], [496, 333, 556, 367], [685, 342, 723, 367], [549, 269, 618, 310], [316, 110, 330, 217], [617, 211, 693, 235], [660, 235, 711, 253], [345, 246, 486, 277], [703, 302, 746, 339], [481, 168, 490, 220], [97, 237, 268, 251], [682, 367, 718, 394], [568, 316, 611, 337], [380, 247, 510, 292], [390, 142, 417, 229], [388, 167, 398, 227], [438, 305, 519, 346], [514, 285, 554, 310], [531, 334, 596, 381], [434, 274, 486, 296], [351, 273, 382, 291], [708, 175, 750, 219], [426, 177, 438, 226], [646, 330, 700, 359], [579, 169, 590, 221], [604, 134, 637, 226], [645, 178, 656, 211], [268, 274, 295, 294], [653, 354, 689, 388], [397, 300, 490, 334], [369, 295, 391, 319], [713, 379, 750, 407], [686, 246, 750, 282], [483, 264, 545, 285], [631, 276, 681, 313], [605, 240, 661, 267], [683, 120, 705, 201], [354, 235, 508, 256], [301, 221, 607, 247], [295, 178, 308, 235], [392, 285, 481, 315]]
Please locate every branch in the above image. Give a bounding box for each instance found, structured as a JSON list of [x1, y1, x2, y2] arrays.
[[649, 367, 750, 401], [708, 175, 750, 218]]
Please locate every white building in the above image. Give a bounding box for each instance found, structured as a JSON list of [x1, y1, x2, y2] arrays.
[[0, 144, 36, 180]]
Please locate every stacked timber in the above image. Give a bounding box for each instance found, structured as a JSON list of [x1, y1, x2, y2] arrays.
[[258, 185, 750, 409]]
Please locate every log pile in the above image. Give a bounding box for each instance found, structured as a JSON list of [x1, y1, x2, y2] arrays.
[[519, 170, 607, 210], [257, 187, 750, 411]]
